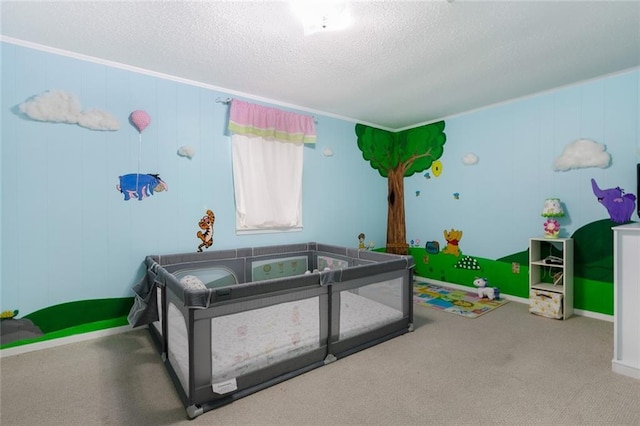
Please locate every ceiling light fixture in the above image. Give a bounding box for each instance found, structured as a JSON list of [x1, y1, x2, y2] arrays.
[[291, 1, 351, 35]]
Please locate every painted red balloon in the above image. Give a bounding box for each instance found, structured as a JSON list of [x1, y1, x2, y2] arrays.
[[130, 110, 151, 133]]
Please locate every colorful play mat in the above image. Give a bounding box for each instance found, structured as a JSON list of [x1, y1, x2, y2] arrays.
[[413, 282, 509, 319]]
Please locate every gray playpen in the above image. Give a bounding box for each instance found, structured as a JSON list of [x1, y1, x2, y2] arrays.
[[128, 242, 414, 418]]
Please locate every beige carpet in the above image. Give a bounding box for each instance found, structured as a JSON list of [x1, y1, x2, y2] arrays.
[[1, 300, 639, 425]]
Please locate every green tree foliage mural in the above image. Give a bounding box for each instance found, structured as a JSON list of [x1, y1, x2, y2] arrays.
[[356, 121, 446, 255]]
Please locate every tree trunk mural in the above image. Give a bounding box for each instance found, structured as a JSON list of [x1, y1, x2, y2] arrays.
[[386, 167, 407, 254], [356, 121, 447, 256]]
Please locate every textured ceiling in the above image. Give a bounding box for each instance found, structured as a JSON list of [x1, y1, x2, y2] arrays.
[[2, 1, 640, 130]]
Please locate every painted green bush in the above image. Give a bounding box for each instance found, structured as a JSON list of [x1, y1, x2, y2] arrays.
[[411, 219, 631, 316], [411, 248, 529, 298], [1, 298, 132, 349]]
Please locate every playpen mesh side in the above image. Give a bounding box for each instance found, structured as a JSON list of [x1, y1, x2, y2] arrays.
[[131, 243, 414, 417], [337, 281, 404, 340], [248, 242, 316, 257], [249, 255, 310, 282], [208, 296, 321, 384], [162, 280, 328, 399]]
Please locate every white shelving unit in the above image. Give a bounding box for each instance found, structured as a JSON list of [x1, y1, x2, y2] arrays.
[[612, 223, 640, 379], [529, 237, 573, 320]]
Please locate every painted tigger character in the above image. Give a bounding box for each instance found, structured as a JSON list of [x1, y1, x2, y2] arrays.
[[197, 210, 215, 252]]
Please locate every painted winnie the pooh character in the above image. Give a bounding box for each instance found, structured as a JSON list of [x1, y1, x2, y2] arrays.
[[442, 229, 463, 257], [197, 210, 215, 252]]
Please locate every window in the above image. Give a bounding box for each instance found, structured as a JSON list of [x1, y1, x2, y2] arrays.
[[228, 100, 316, 233]]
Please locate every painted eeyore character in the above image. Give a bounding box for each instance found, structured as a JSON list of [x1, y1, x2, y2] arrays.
[[117, 173, 167, 201], [591, 178, 636, 223]]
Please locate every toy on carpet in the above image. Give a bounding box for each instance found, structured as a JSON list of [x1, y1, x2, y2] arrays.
[[442, 229, 463, 257], [473, 277, 500, 300]]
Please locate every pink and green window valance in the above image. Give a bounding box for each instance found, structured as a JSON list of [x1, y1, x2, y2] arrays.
[[228, 99, 316, 144]]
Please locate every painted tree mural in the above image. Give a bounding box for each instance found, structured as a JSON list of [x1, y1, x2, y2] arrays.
[[356, 121, 446, 255]]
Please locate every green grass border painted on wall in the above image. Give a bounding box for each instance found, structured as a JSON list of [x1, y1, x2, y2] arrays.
[[410, 247, 529, 297], [574, 278, 613, 315], [3, 237, 615, 350], [0, 298, 133, 350], [410, 247, 613, 315], [0, 317, 129, 350], [23, 297, 133, 333]]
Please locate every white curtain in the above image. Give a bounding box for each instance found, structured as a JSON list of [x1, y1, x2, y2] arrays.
[[228, 100, 315, 233], [232, 134, 303, 231]]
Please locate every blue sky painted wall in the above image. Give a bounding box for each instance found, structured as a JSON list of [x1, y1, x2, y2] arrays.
[[1, 42, 388, 316], [1, 40, 639, 317], [405, 70, 639, 259]]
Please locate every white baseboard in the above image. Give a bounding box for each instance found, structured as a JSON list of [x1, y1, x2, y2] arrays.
[[573, 308, 613, 322], [612, 360, 640, 379], [0, 325, 135, 358], [414, 276, 613, 322]]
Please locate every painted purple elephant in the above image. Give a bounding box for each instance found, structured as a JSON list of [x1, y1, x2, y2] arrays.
[[117, 173, 168, 201], [591, 178, 636, 223]]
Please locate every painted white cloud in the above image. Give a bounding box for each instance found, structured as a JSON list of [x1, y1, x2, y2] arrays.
[[553, 138, 610, 171], [18, 89, 119, 131], [323, 147, 334, 157], [462, 152, 479, 165], [177, 145, 196, 158]]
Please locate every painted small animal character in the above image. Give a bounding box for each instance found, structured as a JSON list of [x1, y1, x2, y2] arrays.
[[117, 173, 167, 201], [473, 277, 500, 301], [591, 178, 636, 223], [197, 210, 215, 252], [442, 229, 463, 257]]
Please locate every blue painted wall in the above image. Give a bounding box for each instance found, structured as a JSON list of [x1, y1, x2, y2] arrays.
[[1, 40, 639, 318], [1, 42, 388, 316], [405, 70, 639, 259]]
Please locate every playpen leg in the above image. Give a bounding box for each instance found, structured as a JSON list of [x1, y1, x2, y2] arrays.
[[324, 354, 337, 365], [187, 404, 203, 419]]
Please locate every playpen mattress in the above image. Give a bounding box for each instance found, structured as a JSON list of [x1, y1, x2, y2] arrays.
[[160, 289, 403, 389]]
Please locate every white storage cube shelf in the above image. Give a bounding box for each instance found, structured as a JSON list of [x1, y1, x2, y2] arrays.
[[528, 237, 573, 320]]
